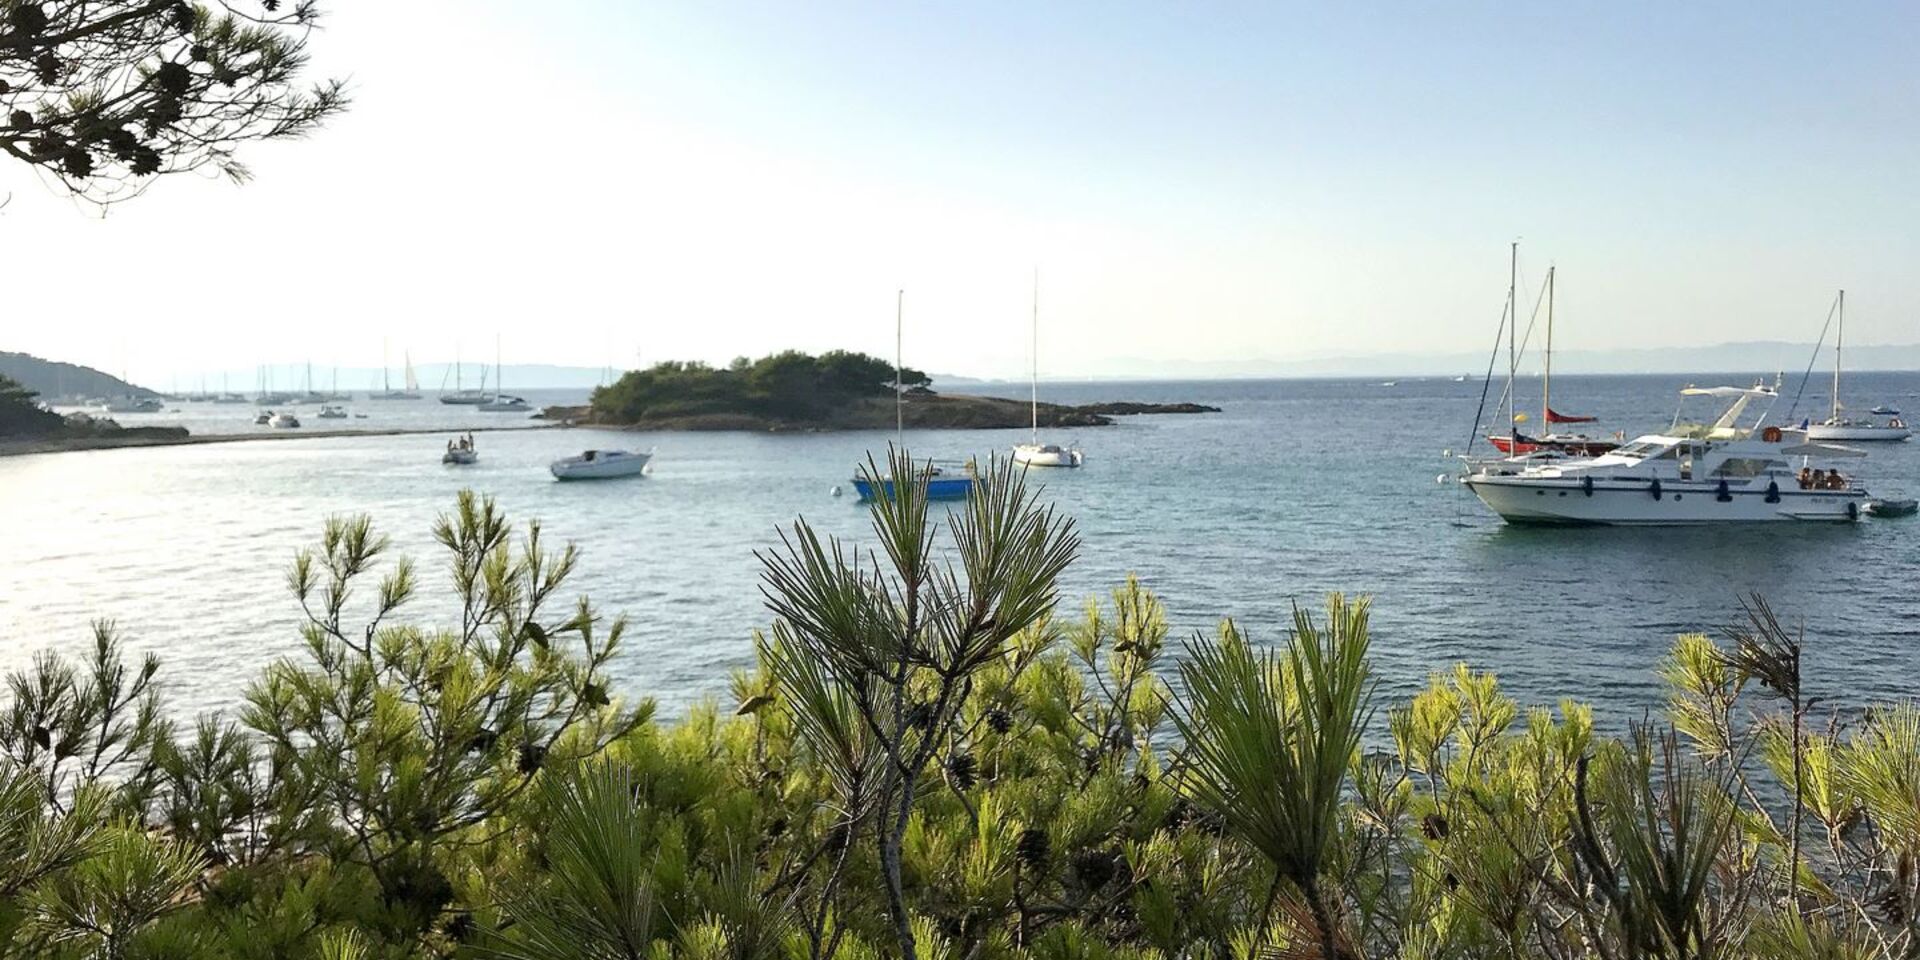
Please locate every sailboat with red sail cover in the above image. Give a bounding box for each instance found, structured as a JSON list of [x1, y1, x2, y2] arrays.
[[1486, 264, 1619, 458]]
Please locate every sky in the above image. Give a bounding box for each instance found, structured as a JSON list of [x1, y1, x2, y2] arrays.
[[4, 1, 1917, 385]]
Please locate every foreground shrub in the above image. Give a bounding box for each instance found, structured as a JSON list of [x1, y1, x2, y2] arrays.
[[0, 457, 1912, 958]]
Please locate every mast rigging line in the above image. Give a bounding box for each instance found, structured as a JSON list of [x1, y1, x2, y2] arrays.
[[1783, 292, 1841, 423]]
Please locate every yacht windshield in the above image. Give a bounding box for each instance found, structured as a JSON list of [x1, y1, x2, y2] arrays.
[[1613, 441, 1667, 459]]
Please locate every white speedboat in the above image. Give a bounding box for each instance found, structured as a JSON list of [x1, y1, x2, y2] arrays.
[[550, 448, 652, 480], [1804, 290, 1910, 442], [1463, 384, 1871, 525], [99, 396, 162, 414], [479, 394, 530, 413], [253, 411, 272, 425], [269, 411, 301, 429], [317, 404, 348, 419]]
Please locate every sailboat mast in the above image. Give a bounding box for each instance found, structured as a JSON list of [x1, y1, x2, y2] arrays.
[[1506, 241, 1518, 444], [1542, 265, 1554, 431], [1833, 289, 1844, 421], [895, 290, 904, 444], [1030, 268, 1039, 444], [383, 339, 391, 393], [496, 334, 504, 396]]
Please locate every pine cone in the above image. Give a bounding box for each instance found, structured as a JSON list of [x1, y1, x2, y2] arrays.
[[985, 707, 1013, 734], [946, 752, 977, 791], [1421, 813, 1450, 840], [904, 700, 935, 730], [1072, 848, 1118, 890], [516, 741, 546, 774], [1015, 828, 1050, 869]]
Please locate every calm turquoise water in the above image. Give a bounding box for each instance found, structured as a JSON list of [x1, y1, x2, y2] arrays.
[[3, 374, 1916, 720]]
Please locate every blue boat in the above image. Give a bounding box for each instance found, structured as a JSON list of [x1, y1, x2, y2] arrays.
[[853, 290, 976, 503], [853, 466, 974, 502]]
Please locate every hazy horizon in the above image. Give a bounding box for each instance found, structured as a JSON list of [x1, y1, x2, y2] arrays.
[[3, 2, 1915, 385]]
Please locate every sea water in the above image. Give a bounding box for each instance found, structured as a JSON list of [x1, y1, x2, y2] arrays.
[[2, 373, 1915, 721]]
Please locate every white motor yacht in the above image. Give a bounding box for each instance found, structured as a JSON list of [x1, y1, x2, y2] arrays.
[[317, 404, 348, 419], [478, 394, 530, 413], [1463, 384, 1871, 524], [550, 448, 652, 480], [269, 411, 301, 429], [1012, 443, 1084, 468]]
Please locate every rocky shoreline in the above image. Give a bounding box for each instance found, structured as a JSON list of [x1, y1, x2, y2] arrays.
[[536, 393, 1220, 432]]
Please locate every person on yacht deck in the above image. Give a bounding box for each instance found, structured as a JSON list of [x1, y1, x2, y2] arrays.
[[1799, 467, 1814, 489]]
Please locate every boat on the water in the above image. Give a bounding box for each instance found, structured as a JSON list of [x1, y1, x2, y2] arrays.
[[550, 448, 652, 480], [440, 350, 491, 405], [269, 411, 301, 429], [443, 433, 477, 465], [1867, 498, 1917, 518], [317, 404, 348, 419], [853, 290, 975, 501], [1463, 384, 1871, 525], [253, 411, 272, 425], [374, 346, 424, 400], [1805, 291, 1910, 442], [99, 396, 163, 414], [478, 337, 530, 412], [1013, 269, 1084, 469], [1486, 264, 1618, 458], [853, 464, 976, 501]]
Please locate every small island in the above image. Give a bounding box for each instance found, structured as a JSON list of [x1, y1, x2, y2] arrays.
[[540, 350, 1220, 431]]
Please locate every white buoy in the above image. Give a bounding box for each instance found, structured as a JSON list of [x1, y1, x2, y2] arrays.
[[830, 485, 843, 498], [1436, 474, 1449, 484], [1441, 448, 1453, 458]]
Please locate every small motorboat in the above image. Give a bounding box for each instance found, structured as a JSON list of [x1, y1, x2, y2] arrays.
[[253, 411, 272, 425], [269, 411, 301, 429], [443, 433, 477, 465], [1867, 498, 1918, 518], [478, 394, 530, 413], [550, 448, 652, 480], [317, 404, 348, 419], [1871, 405, 1901, 416]]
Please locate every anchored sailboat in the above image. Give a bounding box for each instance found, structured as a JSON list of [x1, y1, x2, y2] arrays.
[[1805, 291, 1909, 442], [852, 290, 975, 501], [479, 335, 530, 412], [1013, 269, 1083, 468], [374, 342, 423, 400], [1487, 264, 1617, 457]]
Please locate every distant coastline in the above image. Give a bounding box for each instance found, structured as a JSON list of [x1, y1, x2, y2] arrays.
[[0, 424, 561, 458]]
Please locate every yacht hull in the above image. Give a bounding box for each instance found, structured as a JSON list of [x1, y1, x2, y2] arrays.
[[1463, 476, 1865, 525], [1013, 446, 1083, 467], [550, 451, 651, 480], [853, 476, 974, 501], [1805, 424, 1910, 442]]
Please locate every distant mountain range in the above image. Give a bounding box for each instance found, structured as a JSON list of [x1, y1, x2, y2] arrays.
[[0, 352, 156, 399], [1050, 341, 1920, 381]]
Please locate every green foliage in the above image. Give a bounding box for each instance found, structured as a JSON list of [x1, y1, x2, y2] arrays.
[[590, 351, 931, 424], [5, 484, 1920, 959], [0, 0, 346, 206], [0, 374, 63, 436]]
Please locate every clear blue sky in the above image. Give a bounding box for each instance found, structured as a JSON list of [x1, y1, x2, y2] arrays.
[[7, 1, 1916, 382]]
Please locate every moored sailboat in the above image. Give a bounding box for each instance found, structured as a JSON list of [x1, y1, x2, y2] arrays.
[[1805, 291, 1910, 442], [852, 290, 975, 502], [1012, 269, 1083, 468]]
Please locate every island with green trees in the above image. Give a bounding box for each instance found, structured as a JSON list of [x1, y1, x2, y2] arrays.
[[546, 350, 1220, 430]]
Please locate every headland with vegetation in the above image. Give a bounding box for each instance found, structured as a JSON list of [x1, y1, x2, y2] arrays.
[[2, 451, 1908, 959], [545, 350, 1219, 431]]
